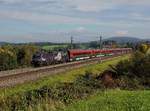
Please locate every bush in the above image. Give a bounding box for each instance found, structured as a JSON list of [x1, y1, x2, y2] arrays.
[[0, 44, 39, 71], [115, 76, 142, 90], [16, 45, 39, 67], [0, 73, 104, 110], [110, 51, 150, 88], [0, 46, 17, 71]]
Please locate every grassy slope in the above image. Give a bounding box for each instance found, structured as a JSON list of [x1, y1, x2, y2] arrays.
[[42, 45, 67, 50], [0, 55, 129, 98], [62, 90, 150, 111]]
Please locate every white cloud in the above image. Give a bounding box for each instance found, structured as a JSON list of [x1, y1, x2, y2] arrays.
[[0, 10, 97, 24], [129, 13, 150, 22], [64, 0, 115, 12], [0, 0, 150, 42], [115, 30, 128, 36], [118, 0, 150, 5], [64, 0, 150, 12], [74, 27, 87, 33]]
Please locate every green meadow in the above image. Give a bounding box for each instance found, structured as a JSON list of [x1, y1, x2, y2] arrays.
[[42, 45, 68, 51], [61, 90, 150, 111]]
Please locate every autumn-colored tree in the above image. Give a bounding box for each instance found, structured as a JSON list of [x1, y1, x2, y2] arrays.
[[0, 47, 17, 71], [138, 44, 149, 54], [17, 45, 39, 66], [0, 44, 39, 71]]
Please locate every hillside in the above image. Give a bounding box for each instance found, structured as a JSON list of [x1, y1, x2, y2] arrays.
[[0, 42, 9, 45], [104, 37, 142, 43], [0, 37, 149, 46]]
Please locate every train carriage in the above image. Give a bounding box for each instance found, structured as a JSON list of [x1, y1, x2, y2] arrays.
[[32, 48, 132, 67], [68, 48, 132, 62]]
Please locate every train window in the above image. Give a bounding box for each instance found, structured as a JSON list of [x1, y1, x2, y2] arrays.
[[33, 54, 41, 58]]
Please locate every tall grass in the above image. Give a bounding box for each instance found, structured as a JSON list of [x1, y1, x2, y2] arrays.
[[62, 90, 150, 111]]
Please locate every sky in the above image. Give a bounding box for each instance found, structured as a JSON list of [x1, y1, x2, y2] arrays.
[[0, 0, 150, 43]]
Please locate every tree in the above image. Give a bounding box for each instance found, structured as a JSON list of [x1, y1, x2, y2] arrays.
[[89, 41, 99, 49], [17, 45, 39, 66], [111, 51, 150, 87], [138, 44, 149, 54], [0, 47, 17, 71]]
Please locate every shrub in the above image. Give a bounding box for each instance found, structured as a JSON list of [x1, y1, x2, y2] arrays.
[[16, 45, 39, 67], [0, 47, 17, 71], [0, 44, 39, 71], [0, 74, 104, 110], [110, 51, 150, 88]]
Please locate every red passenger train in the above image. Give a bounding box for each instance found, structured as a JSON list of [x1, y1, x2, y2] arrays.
[[32, 48, 132, 66], [68, 48, 132, 61]]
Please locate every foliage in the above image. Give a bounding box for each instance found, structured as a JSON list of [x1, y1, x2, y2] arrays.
[[134, 43, 150, 54], [0, 45, 17, 71], [1, 69, 148, 111], [138, 44, 149, 54], [16, 45, 39, 66], [0, 44, 39, 71], [0, 74, 103, 110], [89, 41, 99, 49], [111, 51, 150, 88]]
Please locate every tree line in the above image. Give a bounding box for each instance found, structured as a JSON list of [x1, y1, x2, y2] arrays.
[[0, 43, 149, 71], [0, 45, 39, 71]]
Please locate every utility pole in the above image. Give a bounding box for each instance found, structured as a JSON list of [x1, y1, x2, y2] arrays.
[[99, 35, 103, 63], [99, 35, 102, 49], [70, 36, 73, 49]]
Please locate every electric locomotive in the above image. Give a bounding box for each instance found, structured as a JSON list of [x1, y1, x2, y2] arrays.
[[31, 51, 68, 67]]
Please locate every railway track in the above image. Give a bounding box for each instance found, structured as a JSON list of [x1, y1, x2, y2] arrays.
[[0, 54, 125, 88]]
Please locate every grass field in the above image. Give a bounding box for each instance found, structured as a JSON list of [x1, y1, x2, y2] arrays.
[[61, 90, 150, 111], [42, 45, 68, 50], [0, 55, 129, 98]]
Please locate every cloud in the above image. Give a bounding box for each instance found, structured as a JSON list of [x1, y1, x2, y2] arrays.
[[73, 27, 87, 33], [0, 0, 150, 42], [0, 0, 56, 4], [2, 0, 149, 13], [64, 0, 115, 12], [129, 13, 150, 22], [0, 10, 97, 24], [64, 0, 150, 12], [115, 30, 128, 36]]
